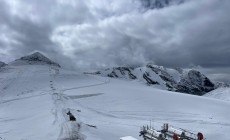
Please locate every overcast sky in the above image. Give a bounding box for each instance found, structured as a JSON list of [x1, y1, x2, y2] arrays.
[[0, 0, 230, 82]]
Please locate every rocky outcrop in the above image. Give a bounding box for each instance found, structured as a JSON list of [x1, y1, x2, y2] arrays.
[[143, 72, 159, 85], [94, 67, 137, 80], [146, 64, 176, 89], [176, 70, 215, 95]]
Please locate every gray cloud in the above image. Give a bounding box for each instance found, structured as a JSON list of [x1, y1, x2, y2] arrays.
[[0, 0, 95, 62], [0, 0, 230, 82]]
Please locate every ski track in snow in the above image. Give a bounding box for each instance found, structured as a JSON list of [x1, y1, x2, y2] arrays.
[[68, 93, 104, 100], [49, 67, 83, 140], [49, 66, 108, 140]]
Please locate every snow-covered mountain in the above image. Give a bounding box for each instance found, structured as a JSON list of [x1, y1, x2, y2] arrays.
[[86, 64, 215, 95], [1, 54, 230, 140], [0, 61, 6, 68], [9, 52, 60, 67], [175, 69, 215, 95], [139, 0, 186, 10]]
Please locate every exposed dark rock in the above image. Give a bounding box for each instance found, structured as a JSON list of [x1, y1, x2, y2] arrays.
[[176, 70, 215, 95], [14, 52, 60, 67], [147, 64, 176, 88], [143, 72, 159, 85], [107, 67, 137, 79], [108, 71, 119, 78]]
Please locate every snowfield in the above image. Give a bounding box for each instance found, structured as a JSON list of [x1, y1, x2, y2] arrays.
[[0, 64, 230, 140]]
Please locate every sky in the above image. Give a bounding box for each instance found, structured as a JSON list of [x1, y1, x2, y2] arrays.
[[0, 0, 230, 82]]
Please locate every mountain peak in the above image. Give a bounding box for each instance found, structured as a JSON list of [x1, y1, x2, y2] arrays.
[[11, 52, 60, 67], [20, 52, 48, 61], [29, 52, 43, 57]]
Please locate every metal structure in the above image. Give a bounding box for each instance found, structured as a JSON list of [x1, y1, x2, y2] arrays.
[[139, 123, 205, 140]]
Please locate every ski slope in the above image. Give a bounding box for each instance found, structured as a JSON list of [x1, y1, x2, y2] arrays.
[[0, 64, 230, 140]]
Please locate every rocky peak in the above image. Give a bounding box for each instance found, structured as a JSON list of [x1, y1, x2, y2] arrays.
[[21, 52, 50, 61], [176, 70, 215, 95], [11, 52, 60, 67]]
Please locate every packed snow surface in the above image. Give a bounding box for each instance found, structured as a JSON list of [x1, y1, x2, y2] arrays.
[[0, 64, 230, 140], [120, 136, 138, 140]]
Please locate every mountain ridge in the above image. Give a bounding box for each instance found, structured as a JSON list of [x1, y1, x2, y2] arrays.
[[86, 64, 216, 95]]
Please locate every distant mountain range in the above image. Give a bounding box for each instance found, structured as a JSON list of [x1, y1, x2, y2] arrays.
[[86, 64, 217, 96], [1, 52, 227, 96]]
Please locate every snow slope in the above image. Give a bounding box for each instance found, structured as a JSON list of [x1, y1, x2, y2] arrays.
[[204, 87, 230, 102], [0, 64, 230, 140]]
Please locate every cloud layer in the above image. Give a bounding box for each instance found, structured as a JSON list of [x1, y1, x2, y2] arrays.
[[0, 0, 230, 81]]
